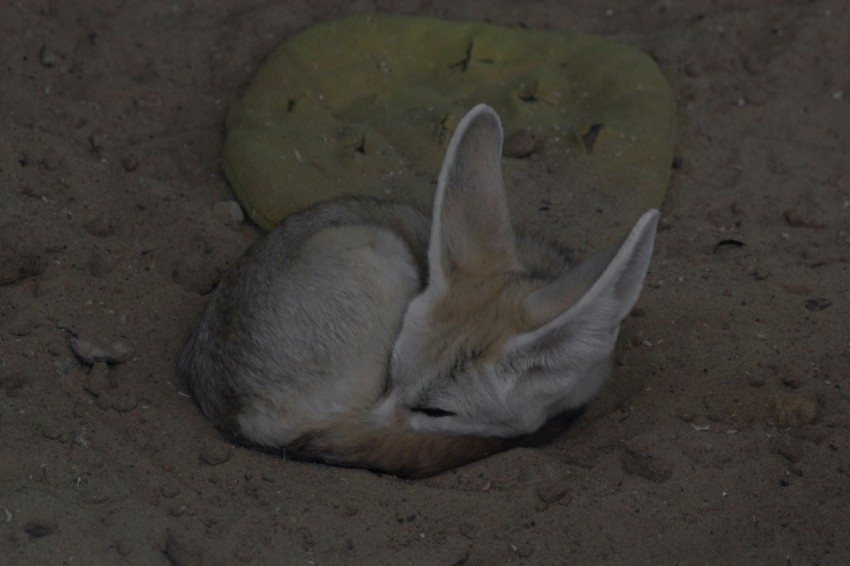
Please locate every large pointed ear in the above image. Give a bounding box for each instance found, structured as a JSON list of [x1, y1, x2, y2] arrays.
[[428, 104, 517, 289], [516, 209, 660, 351]]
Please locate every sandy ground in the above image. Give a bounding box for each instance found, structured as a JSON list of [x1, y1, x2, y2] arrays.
[[2, 1, 848, 564]]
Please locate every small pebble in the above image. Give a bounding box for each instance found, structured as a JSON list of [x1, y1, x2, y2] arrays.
[[622, 433, 673, 482], [116, 540, 133, 557], [683, 63, 701, 77], [41, 421, 63, 440], [95, 393, 113, 411], [73, 431, 91, 447], [771, 394, 819, 428], [168, 505, 187, 517], [111, 393, 138, 413], [804, 298, 831, 312], [534, 481, 570, 505], [200, 444, 232, 466], [713, 239, 745, 254], [71, 337, 113, 365], [299, 527, 315, 551], [160, 484, 180, 498], [71, 336, 132, 365], [750, 268, 771, 281], [784, 208, 825, 229], [8, 321, 33, 336], [614, 351, 627, 366], [458, 521, 478, 539], [39, 45, 56, 68], [38, 149, 62, 171], [164, 531, 203, 565], [72, 402, 87, 418], [514, 543, 535, 558], [24, 519, 57, 537], [88, 249, 117, 277], [121, 155, 140, 172], [109, 341, 134, 363], [503, 129, 537, 158], [81, 491, 110, 504]]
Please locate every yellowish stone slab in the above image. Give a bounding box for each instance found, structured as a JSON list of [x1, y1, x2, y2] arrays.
[[223, 15, 676, 230]]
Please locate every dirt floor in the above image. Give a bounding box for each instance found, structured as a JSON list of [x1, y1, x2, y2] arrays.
[[2, 1, 848, 564]]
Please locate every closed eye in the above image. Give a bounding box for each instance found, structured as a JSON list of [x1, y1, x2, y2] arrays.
[[412, 407, 456, 418]]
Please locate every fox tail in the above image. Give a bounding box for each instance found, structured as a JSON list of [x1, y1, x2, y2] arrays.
[[284, 413, 514, 479]]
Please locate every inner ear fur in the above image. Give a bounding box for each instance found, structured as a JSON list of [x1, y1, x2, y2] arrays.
[[429, 105, 519, 285]]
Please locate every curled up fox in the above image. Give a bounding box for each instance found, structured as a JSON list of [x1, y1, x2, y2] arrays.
[[178, 104, 659, 478]]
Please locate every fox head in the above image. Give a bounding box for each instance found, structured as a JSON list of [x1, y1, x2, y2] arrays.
[[379, 104, 659, 438]]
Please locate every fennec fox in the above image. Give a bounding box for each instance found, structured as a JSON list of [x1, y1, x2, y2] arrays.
[[179, 104, 659, 477]]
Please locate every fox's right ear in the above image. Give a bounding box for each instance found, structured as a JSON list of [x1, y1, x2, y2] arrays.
[[524, 209, 660, 329], [506, 210, 660, 395], [427, 104, 518, 292]]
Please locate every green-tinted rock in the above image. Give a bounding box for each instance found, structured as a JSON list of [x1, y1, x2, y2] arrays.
[[224, 14, 676, 230]]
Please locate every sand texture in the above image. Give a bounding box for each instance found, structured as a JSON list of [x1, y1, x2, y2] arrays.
[[1, 1, 848, 564]]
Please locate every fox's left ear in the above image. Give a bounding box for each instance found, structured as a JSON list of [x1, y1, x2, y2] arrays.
[[427, 104, 518, 292], [507, 209, 660, 366]]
